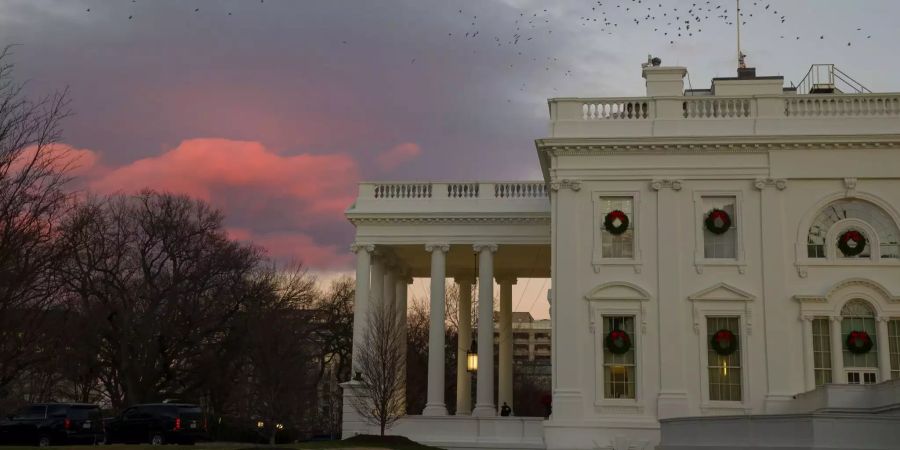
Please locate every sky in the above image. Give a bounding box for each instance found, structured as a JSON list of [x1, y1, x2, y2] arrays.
[[2, 0, 898, 319]]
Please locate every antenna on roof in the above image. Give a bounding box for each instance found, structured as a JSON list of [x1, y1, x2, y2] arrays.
[[736, 0, 746, 69]]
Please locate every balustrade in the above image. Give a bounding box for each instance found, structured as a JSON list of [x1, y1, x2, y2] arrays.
[[366, 182, 549, 201], [582, 99, 651, 120], [785, 95, 900, 117], [447, 183, 479, 198], [682, 97, 752, 118], [373, 183, 432, 199], [494, 182, 548, 198]]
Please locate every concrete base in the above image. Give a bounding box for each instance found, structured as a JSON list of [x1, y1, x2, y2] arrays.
[[543, 418, 659, 450]]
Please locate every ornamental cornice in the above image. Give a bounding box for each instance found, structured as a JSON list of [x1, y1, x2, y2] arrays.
[[753, 178, 788, 190], [650, 179, 683, 191], [347, 215, 551, 225], [549, 179, 582, 191], [535, 136, 900, 155]]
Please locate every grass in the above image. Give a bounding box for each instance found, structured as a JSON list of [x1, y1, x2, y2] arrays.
[[3, 436, 443, 450]]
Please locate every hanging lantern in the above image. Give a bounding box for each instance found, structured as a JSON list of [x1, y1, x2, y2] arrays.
[[466, 338, 478, 373]]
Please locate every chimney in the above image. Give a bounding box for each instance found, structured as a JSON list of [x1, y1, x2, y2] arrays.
[[642, 66, 687, 97]]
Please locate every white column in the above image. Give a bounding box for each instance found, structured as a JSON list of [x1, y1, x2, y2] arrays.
[[497, 276, 516, 414], [350, 243, 374, 377], [472, 243, 498, 417], [801, 316, 816, 391], [652, 180, 689, 418], [383, 268, 396, 316], [830, 316, 845, 384], [877, 317, 892, 382], [396, 274, 410, 415], [370, 254, 385, 311], [423, 243, 449, 416], [455, 276, 475, 415]]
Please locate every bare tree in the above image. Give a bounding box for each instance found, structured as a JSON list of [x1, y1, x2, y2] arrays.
[[351, 299, 406, 436], [0, 46, 73, 402]]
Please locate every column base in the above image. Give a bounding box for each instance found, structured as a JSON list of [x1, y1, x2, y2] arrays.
[[656, 391, 690, 419], [471, 404, 496, 417], [422, 403, 448, 416]]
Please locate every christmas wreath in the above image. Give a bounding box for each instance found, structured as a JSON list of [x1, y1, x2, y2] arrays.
[[846, 330, 874, 354], [837, 230, 867, 257], [603, 210, 630, 235], [704, 209, 732, 235], [710, 329, 739, 356], [605, 329, 632, 354]]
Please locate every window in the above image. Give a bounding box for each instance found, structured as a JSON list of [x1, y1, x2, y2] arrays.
[[812, 317, 833, 386], [707, 317, 742, 401], [14, 405, 47, 420], [702, 197, 737, 259], [841, 300, 878, 369], [603, 316, 636, 399], [599, 197, 634, 258], [807, 199, 900, 259], [889, 319, 900, 380]]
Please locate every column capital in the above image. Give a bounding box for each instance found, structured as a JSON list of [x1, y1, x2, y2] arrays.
[[830, 315, 843, 323], [876, 316, 892, 323], [495, 275, 518, 285], [454, 275, 476, 285], [425, 243, 450, 253], [800, 315, 816, 322], [549, 179, 581, 192], [350, 243, 375, 254], [650, 179, 683, 191], [473, 243, 498, 253], [754, 177, 788, 191]]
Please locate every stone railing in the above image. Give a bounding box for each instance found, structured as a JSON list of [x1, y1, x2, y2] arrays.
[[552, 93, 900, 122], [785, 94, 900, 117], [363, 182, 548, 200]]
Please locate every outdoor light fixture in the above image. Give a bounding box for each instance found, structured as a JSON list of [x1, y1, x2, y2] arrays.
[[256, 421, 264, 429], [466, 338, 478, 373], [275, 423, 284, 430]]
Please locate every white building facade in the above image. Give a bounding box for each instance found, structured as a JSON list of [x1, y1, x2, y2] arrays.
[[343, 63, 900, 450]]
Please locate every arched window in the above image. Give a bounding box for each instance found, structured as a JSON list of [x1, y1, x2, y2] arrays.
[[840, 300, 877, 371], [806, 199, 900, 259]]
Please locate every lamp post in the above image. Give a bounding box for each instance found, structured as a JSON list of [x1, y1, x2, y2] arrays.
[[466, 338, 478, 373]]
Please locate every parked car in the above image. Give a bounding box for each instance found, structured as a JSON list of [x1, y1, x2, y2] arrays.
[[0, 403, 105, 447], [105, 403, 206, 445]]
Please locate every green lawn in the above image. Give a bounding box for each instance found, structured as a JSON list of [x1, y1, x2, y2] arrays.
[[3, 436, 443, 450]]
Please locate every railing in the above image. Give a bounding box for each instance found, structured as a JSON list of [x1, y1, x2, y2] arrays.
[[786, 95, 900, 117], [551, 93, 900, 122], [683, 97, 752, 118], [582, 98, 651, 120], [796, 64, 872, 95], [366, 182, 549, 200]]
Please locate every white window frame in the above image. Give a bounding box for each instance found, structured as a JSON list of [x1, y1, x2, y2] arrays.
[[693, 191, 746, 274], [824, 218, 881, 261], [592, 191, 642, 274], [688, 283, 754, 413], [585, 282, 649, 414]]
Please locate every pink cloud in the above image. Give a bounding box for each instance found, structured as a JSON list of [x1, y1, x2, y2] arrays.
[[78, 138, 360, 270], [89, 138, 359, 220], [12, 143, 104, 178], [376, 142, 421, 170]]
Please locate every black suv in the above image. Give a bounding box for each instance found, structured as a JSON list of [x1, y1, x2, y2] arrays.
[[105, 403, 206, 445], [0, 403, 104, 447]]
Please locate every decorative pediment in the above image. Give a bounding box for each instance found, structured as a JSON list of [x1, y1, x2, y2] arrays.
[[826, 278, 900, 303], [584, 281, 651, 301], [688, 283, 755, 302]]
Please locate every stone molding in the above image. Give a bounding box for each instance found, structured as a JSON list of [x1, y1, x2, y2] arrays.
[[549, 179, 582, 191], [536, 137, 900, 155], [347, 215, 550, 225], [844, 177, 858, 197], [753, 177, 788, 190], [349, 243, 375, 253], [425, 243, 450, 253], [650, 179, 683, 191], [473, 243, 499, 253]]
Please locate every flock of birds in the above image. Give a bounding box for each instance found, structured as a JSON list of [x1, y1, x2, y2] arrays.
[[84, 0, 876, 98]]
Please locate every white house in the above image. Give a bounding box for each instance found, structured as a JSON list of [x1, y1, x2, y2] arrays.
[[342, 61, 900, 450]]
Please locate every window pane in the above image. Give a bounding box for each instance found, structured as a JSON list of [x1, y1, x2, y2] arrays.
[[707, 317, 741, 401], [806, 199, 900, 259], [889, 319, 900, 380], [812, 318, 832, 386], [600, 197, 634, 259], [841, 301, 878, 369], [603, 315, 636, 399], [703, 197, 737, 259]]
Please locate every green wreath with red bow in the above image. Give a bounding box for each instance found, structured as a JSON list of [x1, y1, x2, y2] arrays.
[[837, 230, 867, 257], [704, 209, 732, 235], [605, 329, 632, 354], [846, 330, 873, 354], [710, 329, 739, 356], [603, 210, 630, 235]]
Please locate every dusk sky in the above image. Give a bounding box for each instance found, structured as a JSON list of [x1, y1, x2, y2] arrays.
[[3, 0, 898, 318]]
